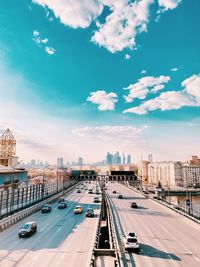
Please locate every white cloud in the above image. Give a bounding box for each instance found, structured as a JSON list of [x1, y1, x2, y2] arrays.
[[125, 54, 131, 60], [33, 30, 48, 44], [32, 0, 103, 29], [182, 74, 200, 103], [170, 67, 178, 71], [141, 70, 146, 74], [87, 90, 118, 111], [33, 0, 182, 53], [92, 0, 153, 53], [158, 0, 182, 11], [124, 75, 170, 102], [45, 46, 56, 55], [124, 91, 194, 114], [123, 74, 200, 114], [33, 30, 39, 37], [72, 125, 147, 141], [33, 30, 56, 54], [41, 38, 48, 43]]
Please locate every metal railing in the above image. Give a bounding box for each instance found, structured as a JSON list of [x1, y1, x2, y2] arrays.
[[0, 181, 80, 232], [90, 188, 119, 267], [0, 179, 78, 220]]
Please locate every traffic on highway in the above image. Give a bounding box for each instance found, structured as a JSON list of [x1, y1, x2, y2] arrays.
[[0, 181, 101, 267], [106, 182, 200, 267]]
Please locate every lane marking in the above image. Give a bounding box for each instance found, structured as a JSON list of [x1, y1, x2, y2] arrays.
[[57, 226, 63, 233], [193, 255, 200, 262], [38, 227, 44, 233]]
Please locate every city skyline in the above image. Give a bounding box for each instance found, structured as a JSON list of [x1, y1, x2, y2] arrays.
[[0, 1, 200, 163]]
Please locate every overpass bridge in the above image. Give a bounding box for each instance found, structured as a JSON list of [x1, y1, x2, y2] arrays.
[[0, 180, 200, 267]]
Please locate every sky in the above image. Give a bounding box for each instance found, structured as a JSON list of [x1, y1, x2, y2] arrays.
[[0, 0, 199, 164]]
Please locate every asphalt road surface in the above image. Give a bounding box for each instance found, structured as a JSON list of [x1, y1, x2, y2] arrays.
[[0, 181, 101, 267], [106, 182, 200, 267]]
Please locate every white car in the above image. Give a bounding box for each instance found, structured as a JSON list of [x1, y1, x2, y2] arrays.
[[123, 232, 139, 252]]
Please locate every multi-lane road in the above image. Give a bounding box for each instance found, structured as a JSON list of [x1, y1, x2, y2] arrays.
[[0, 181, 100, 267], [106, 182, 200, 267], [1, 180, 200, 267]]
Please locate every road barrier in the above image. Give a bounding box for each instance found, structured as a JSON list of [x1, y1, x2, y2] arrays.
[[0, 182, 80, 232], [90, 187, 119, 267]]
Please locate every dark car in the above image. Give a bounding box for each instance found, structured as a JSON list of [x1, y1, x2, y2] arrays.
[[93, 197, 100, 203], [41, 204, 52, 213], [85, 208, 94, 217], [113, 190, 117, 194], [118, 194, 123, 199], [131, 202, 138, 209], [58, 202, 67, 209], [77, 189, 81, 193], [59, 197, 65, 203], [18, 221, 37, 237]]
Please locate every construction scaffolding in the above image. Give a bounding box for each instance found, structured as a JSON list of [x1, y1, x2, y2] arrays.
[[0, 129, 16, 167]]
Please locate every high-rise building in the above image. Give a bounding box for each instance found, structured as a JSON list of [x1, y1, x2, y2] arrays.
[[57, 157, 64, 168], [122, 153, 126, 164], [31, 159, 36, 166], [115, 151, 121, 164], [78, 157, 83, 166], [106, 152, 113, 165], [127, 154, 131, 164]]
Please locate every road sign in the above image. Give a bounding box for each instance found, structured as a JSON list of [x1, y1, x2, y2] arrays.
[[186, 199, 190, 206]]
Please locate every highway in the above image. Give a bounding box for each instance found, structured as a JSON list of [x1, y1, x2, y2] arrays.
[[106, 182, 200, 267], [0, 181, 100, 267]]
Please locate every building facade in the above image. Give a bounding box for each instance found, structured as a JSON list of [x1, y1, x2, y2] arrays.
[[182, 166, 200, 188], [148, 161, 183, 188], [138, 160, 149, 185]]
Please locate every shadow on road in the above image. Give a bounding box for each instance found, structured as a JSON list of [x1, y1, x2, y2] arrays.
[[139, 243, 181, 261], [133, 210, 174, 217], [0, 200, 100, 252]]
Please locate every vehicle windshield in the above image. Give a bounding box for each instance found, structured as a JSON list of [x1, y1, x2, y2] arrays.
[[127, 238, 137, 243], [22, 224, 30, 229], [128, 232, 135, 237]]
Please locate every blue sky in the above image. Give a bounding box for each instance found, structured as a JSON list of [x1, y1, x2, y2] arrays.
[[0, 0, 199, 163]]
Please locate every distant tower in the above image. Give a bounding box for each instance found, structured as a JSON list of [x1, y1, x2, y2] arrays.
[[148, 154, 153, 162], [122, 153, 126, 164], [0, 129, 16, 167], [57, 157, 64, 168], [127, 154, 131, 164], [78, 157, 83, 166]]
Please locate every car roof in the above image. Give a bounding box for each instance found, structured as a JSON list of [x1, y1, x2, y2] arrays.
[[126, 232, 136, 237], [75, 205, 82, 208], [25, 221, 36, 225]]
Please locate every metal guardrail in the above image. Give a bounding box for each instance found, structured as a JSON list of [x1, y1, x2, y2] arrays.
[[90, 189, 119, 267], [0, 182, 80, 232], [105, 194, 121, 267], [124, 182, 200, 225]]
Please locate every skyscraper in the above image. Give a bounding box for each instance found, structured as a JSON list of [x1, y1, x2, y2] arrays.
[[106, 152, 113, 165], [122, 153, 126, 164], [78, 157, 83, 166], [57, 157, 64, 168], [127, 154, 131, 165]]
